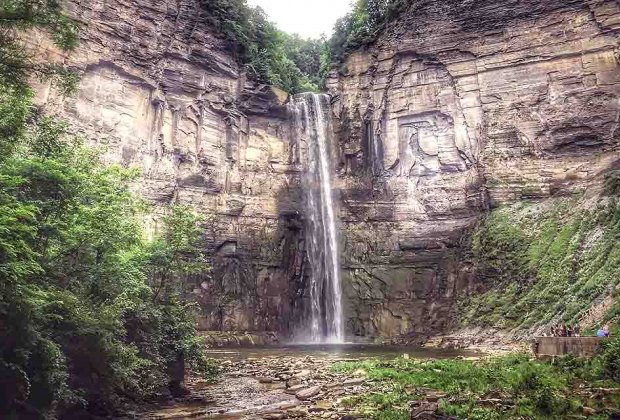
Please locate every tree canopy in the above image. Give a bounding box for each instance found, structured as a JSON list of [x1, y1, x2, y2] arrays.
[[200, 0, 322, 93], [0, 1, 214, 417], [325, 0, 411, 67], [199, 0, 411, 91]]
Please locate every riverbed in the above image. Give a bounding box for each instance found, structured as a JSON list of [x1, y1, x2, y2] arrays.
[[142, 345, 481, 419]]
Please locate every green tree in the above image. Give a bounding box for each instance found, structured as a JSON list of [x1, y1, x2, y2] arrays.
[[198, 0, 320, 93], [0, 118, 213, 416], [147, 205, 208, 302], [0, 0, 79, 159], [324, 0, 411, 73], [0, 1, 214, 416]]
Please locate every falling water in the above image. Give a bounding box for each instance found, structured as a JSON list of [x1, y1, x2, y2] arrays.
[[290, 93, 343, 343]]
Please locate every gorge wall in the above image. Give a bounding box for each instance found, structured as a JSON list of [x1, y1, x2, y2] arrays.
[[28, 0, 304, 335], [30, 0, 620, 340], [327, 0, 620, 339]]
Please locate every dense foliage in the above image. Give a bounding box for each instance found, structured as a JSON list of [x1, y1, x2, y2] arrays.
[[0, 1, 214, 417], [460, 194, 620, 330], [199, 0, 411, 91], [0, 121, 214, 416], [325, 0, 410, 68], [199, 0, 322, 93], [0, 0, 80, 159], [333, 350, 620, 419]]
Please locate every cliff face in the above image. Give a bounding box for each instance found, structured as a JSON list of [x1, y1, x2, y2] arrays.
[[327, 0, 620, 337], [31, 0, 620, 339], [29, 0, 305, 334]]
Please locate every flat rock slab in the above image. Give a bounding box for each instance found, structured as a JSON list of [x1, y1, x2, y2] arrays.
[[278, 402, 301, 410], [286, 378, 301, 387], [150, 408, 209, 419], [264, 382, 286, 391], [425, 391, 448, 402], [343, 378, 365, 386], [285, 384, 308, 394], [294, 369, 312, 378], [295, 385, 321, 400], [262, 412, 286, 420], [313, 400, 333, 409], [285, 408, 308, 418]]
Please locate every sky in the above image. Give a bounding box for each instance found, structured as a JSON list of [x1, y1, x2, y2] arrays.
[[246, 0, 352, 39]]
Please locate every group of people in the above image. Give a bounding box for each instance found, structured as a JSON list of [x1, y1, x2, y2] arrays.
[[547, 324, 611, 337], [550, 324, 581, 337]]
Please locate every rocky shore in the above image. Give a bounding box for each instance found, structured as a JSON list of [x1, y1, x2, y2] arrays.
[[137, 342, 492, 420], [144, 355, 376, 419], [132, 337, 620, 420]]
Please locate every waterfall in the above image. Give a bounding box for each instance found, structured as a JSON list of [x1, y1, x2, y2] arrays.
[[290, 93, 344, 343]]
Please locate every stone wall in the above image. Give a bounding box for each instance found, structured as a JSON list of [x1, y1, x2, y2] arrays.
[[533, 337, 604, 358], [328, 0, 620, 338]]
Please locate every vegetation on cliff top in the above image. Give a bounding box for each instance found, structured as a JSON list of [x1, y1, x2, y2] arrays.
[[326, 0, 411, 67], [333, 348, 620, 419], [199, 0, 323, 93], [0, 1, 216, 417], [200, 0, 411, 91]]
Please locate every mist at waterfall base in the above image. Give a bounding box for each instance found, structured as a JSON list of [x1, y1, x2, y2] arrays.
[[290, 93, 344, 344]]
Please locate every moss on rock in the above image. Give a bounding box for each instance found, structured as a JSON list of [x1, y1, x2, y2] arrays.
[[460, 196, 620, 330]]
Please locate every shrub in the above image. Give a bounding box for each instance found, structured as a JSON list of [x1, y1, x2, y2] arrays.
[[604, 171, 620, 196], [599, 336, 620, 383], [460, 198, 620, 329], [331, 354, 614, 419]]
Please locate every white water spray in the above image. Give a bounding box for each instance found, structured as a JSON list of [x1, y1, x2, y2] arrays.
[[290, 93, 343, 343]]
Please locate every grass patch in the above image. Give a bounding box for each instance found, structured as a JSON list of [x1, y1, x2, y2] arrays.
[[332, 352, 620, 419]]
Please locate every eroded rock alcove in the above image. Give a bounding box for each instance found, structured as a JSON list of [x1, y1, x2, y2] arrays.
[[30, 0, 620, 340]]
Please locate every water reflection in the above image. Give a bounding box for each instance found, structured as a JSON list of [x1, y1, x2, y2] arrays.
[[205, 343, 482, 361]]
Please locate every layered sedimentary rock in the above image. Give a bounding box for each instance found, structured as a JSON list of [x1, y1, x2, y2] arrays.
[[327, 0, 620, 338], [30, 0, 620, 339], [28, 0, 305, 334]]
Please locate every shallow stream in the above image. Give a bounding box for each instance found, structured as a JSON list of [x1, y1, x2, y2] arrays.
[[205, 343, 480, 361]]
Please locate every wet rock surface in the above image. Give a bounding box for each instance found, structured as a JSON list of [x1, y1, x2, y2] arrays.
[[26, 0, 620, 340]]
